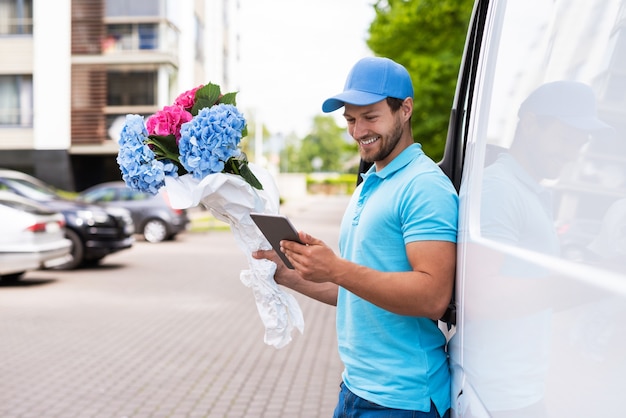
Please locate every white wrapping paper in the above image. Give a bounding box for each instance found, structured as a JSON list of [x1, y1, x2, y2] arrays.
[[163, 163, 304, 348]]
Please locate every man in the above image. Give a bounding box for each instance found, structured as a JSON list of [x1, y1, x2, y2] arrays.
[[254, 57, 458, 417]]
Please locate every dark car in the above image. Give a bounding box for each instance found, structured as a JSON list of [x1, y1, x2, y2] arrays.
[[0, 169, 134, 269], [77, 182, 189, 243]]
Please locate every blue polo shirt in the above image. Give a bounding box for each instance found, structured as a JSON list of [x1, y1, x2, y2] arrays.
[[337, 143, 458, 414]]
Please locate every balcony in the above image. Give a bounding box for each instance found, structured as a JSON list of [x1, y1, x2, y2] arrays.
[[103, 20, 178, 53], [72, 20, 179, 68]]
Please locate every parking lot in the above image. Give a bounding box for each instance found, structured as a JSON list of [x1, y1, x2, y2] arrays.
[[0, 195, 350, 418]]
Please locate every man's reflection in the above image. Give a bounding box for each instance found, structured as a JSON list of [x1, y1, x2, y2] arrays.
[[452, 81, 613, 417]]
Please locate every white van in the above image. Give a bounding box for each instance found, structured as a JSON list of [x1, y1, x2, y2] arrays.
[[436, 0, 626, 416]]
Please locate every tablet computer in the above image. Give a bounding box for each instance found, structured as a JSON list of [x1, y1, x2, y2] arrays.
[[250, 213, 303, 269]]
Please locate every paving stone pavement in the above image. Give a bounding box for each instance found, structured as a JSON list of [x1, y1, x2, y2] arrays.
[[0, 194, 352, 418]]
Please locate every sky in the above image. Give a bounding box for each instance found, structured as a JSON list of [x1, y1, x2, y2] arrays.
[[237, 0, 376, 137]]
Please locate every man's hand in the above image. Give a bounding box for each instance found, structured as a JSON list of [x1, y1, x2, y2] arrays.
[[280, 231, 344, 284], [252, 231, 339, 306]]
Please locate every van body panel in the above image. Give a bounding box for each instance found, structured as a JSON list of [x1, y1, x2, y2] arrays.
[[449, 0, 626, 416]]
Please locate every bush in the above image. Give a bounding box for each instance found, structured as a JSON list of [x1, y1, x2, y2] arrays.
[[306, 173, 357, 195]]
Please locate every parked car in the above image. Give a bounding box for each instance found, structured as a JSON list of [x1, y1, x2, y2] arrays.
[[0, 191, 72, 283], [77, 181, 190, 243], [0, 169, 134, 269]]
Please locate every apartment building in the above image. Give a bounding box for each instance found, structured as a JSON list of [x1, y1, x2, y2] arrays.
[[0, 0, 238, 191]]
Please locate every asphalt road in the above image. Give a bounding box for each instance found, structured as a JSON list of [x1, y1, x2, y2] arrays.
[[0, 195, 351, 418]]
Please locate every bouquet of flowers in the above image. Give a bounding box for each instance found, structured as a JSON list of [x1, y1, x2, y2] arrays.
[[116, 83, 304, 348], [117, 83, 262, 194]]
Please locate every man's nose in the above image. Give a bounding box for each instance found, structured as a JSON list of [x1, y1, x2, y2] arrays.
[[351, 119, 366, 139]]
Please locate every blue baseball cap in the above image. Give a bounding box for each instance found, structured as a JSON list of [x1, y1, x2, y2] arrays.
[[518, 81, 612, 132], [322, 57, 414, 113]]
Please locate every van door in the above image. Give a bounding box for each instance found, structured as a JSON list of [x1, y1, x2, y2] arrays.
[[446, 0, 626, 417]]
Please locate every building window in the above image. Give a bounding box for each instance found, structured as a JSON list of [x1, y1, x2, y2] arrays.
[[138, 24, 158, 49], [107, 71, 156, 106], [105, 23, 159, 52], [0, 75, 33, 126], [0, 0, 33, 35]]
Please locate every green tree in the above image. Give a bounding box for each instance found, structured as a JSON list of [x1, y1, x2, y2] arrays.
[[282, 115, 357, 173], [367, 0, 474, 161]]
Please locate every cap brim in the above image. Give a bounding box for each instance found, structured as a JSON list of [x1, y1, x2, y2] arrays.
[[558, 115, 613, 132], [322, 90, 387, 113]]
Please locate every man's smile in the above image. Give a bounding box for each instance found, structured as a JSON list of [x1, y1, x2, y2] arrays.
[[359, 136, 379, 146]]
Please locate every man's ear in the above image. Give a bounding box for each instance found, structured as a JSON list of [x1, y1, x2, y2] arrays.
[[401, 97, 414, 122]]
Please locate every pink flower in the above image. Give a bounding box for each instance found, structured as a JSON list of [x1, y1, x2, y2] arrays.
[[173, 84, 203, 110], [146, 105, 192, 140]]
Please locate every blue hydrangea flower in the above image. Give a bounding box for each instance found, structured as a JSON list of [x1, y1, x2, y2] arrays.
[[117, 114, 177, 195], [162, 160, 179, 177], [178, 104, 246, 179]]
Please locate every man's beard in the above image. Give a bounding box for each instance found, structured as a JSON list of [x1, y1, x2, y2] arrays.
[[361, 117, 404, 164]]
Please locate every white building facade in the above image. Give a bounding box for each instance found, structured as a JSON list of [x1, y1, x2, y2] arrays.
[[0, 0, 239, 191]]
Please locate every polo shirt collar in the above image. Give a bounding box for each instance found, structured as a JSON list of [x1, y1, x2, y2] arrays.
[[360, 143, 423, 182]]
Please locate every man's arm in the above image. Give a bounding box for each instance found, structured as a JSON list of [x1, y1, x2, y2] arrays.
[[280, 231, 456, 319]]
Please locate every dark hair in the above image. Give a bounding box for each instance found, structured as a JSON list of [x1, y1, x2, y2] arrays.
[[386, 97, 404, 112]]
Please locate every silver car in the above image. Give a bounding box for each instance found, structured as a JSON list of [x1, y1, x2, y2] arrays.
[[0, 191, 72, 283], [0, 169, 135, 269]]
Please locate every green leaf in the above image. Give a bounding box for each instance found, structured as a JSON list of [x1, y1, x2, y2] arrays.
[[196, 83, 222, 102], [218, 92, 238, 105], [191, 83, 222, 115], [237, 162, 263, 190], [145, 134, 187, 174], [223, 157, 263, 190], [149, 134, 179, 157]]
